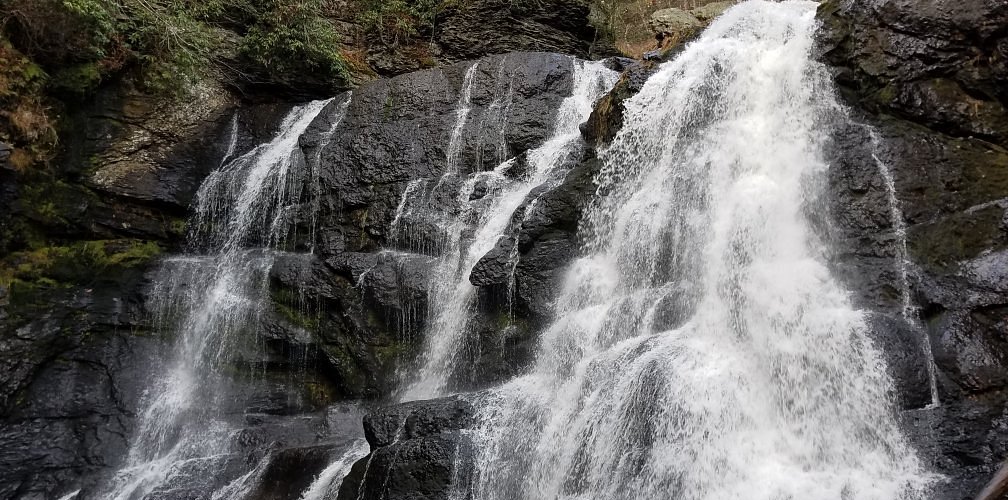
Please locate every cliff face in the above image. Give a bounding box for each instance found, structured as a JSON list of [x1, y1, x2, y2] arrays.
[[818, 0, 1008, 497]]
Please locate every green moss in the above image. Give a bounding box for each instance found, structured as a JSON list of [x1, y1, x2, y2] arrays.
[[0, 239, 162, 288], [373, 340, 407, 366], [168, 217, 188, 239], [50, 62, 102, 95], [907, 205, 1007, 272], [355, 0, 440, 46], [273, 301, 320, 331], [874, 84, 898, 106]]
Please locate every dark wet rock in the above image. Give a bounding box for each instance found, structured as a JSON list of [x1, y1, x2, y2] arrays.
[[0, 332, 163, 499], [582, 60, 655, 147], [339, 396, 476, 500], [305, 52, 576, 257], [818, 0, 1008, 148], [242, 442, 350, 500], [0, 142, 11, 169], [435, 0, 597, 63], [865, 313, 933, 410], [266, 253, 412, 399], [820, 0, 1008, 492], [363, 396, 474, 448]]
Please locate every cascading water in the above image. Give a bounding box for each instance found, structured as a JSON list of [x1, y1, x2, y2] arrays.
[[467, 2, 937, 499], [101, 97, 350, 499], [396, 60, 618, 400]]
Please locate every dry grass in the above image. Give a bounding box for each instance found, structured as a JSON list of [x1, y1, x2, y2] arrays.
[[8, 102, 51, 142]]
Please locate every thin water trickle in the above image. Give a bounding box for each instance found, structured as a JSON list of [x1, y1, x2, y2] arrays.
[[467, 2, 938, 499], [867, 129, 941, 408], [447, 62, 481, 175]]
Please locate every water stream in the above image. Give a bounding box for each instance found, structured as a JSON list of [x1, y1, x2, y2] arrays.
[[465, 2, 936, 499]]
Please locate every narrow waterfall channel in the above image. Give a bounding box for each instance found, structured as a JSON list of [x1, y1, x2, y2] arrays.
[[101, 98, 351, 500], [394, 60, 619, 400], [463, 2, 936, 499]]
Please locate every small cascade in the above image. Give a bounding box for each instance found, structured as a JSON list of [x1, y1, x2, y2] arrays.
[[298, 440, 370, 500], [396, 60, 618, 400], [101, 96, 350, 499], [867, 129, 941, 408], [447, 62, 481, 175], [468, 2, 937, 499]]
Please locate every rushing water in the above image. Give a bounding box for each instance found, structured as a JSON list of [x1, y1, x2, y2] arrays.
[[101, 98, 350, 499], [464, 2, 936, 499], [397, 60, 618, 400]]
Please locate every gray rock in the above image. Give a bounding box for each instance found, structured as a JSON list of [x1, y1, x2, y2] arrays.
[[649, 8, 703, 41], [690, 1, 734, 22]]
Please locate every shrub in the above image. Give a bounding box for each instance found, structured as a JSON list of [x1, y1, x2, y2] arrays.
[[241, 0, 350, 86]]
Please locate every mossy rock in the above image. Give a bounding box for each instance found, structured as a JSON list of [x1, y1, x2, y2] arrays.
[[0, 239, 162, 288]]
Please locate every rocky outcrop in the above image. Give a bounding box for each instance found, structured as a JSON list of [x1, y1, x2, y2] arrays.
[[338, 396, 476, 500], [363, 0, 607, 77], [818, 0, 1008, 148], [436, 0, 598, 63], [818, 0, 1008, 497]]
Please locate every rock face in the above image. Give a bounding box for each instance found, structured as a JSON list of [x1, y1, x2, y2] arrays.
[[259, 52, 585, 396], [819, 0, 1007, 147], [436, 0, 598, 62], [363, 0, 606, 76], [818, 0, 1008, 497]]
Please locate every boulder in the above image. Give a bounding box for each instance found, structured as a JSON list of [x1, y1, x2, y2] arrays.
[[649, 8, 704, 43], [339, 396, 476, 500], [690, 1, 734, 22]]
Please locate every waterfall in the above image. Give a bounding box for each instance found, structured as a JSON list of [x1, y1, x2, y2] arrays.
[[467, 2, 936, 499], [101, 97, 350, 499], [398, 60, 618, 400], [867, 129, 941, 408]]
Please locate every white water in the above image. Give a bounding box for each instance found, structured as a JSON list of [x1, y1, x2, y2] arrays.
[[867, 130, 941, 408], [399, 60, 618, 400], [447, 62, 481, 175], [101, 98, 348, 499], [298, 440, 370, 500], [467, 2, 936, 499]]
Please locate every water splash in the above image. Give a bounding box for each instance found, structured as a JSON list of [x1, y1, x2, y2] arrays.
[[469, 2, 936, 499]]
